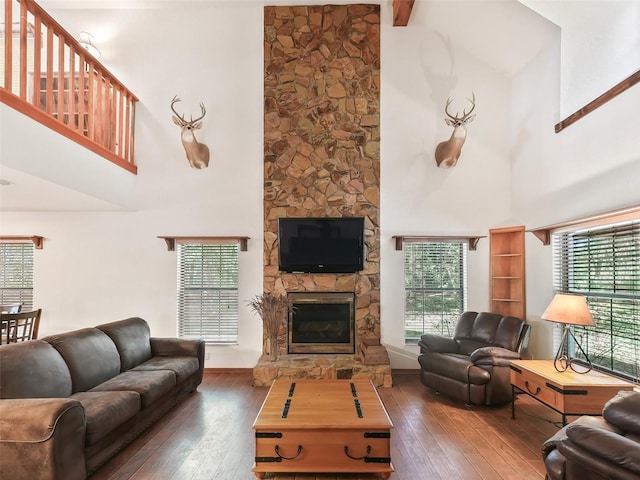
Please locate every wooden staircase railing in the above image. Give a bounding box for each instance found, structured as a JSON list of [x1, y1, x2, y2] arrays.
[[1, 0, 138, 173]]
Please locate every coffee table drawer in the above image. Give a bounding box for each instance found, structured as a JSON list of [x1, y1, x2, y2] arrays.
[[511, 370, 559, 409], [255, 428, 391, 472]]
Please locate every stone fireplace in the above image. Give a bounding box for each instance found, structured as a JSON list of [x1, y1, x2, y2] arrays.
[[256, 4, 390, 387], [288, 292, 355, 354]]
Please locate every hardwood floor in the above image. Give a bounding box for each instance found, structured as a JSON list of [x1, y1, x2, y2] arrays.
[[89, 372, 559, 480]]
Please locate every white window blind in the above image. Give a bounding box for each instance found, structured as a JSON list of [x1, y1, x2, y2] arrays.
[[177, 243, 239, 343], [553, 219, 639, 380], [404, 242, 467, 342], [0, 243, 34, 309]]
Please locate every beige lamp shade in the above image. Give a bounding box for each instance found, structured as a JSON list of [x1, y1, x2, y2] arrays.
[[541, 293, 595, 326]]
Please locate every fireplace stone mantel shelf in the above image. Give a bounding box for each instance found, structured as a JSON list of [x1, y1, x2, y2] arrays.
[[252, 353, 392, 388]]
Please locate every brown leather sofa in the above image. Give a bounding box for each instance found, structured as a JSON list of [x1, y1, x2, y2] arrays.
[[0, 317, 205, 480], [542, 389, 640, 480], [417, 311, 530, 405]]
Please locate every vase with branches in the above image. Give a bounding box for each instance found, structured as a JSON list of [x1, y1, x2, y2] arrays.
[[248, 292, 290, 361]]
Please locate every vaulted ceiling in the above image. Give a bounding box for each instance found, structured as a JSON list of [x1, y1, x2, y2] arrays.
[[0, 1, 586, 211]]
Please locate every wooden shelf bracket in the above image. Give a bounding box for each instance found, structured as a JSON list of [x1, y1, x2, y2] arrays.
[[0, 235, 44, 249], [158, 236, 250, 252], [392, 235, 485, 251], [528, 205, 640, 245]]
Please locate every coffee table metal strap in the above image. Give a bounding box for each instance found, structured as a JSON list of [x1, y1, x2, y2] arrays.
[[281, 398, 291, 418], [354, 399, 363, 418], [350, 382, 358, 397]]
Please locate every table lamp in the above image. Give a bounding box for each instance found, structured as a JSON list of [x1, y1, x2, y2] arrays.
[[541, 293, 595, 373]]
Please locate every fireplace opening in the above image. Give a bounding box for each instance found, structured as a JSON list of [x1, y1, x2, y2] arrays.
[[288, 292, 355, 354]]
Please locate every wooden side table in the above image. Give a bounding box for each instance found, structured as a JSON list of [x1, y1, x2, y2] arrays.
[[510, 359, 634, 425]]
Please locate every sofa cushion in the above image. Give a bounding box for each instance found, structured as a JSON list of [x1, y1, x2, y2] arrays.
[[0, 341, 72, 398], [418, 352, 491, 385], [452, 311, 480, 340], [493, 315, 527, 350], [132, 357, 200, 383], [90, 370, 176, 408], [71, 391, 141, 446], [457, 339, 490, 356], [603, 390, 640, 436], [96, 318, 152, 371], [453, 312, 525, 354], [44, 328, 121, 393]]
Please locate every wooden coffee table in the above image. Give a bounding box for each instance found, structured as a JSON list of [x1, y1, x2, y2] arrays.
[[252, 379, 394, 479]]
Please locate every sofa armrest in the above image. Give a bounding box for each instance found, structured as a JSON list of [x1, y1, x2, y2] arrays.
[[558, 424, 640, 478], [470, 346, 521, 366], [150, 337, 205, 358], [0, 398, 86, 480], [541, 415, 617, 458], [417, 334, 458, 354], [603, 390, 640, 435]]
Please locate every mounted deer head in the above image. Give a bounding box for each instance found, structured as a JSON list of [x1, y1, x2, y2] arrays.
[[434, 93, 476, 168], [171, 95, 210, 169]]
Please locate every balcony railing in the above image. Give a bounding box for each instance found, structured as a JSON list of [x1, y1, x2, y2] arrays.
[[1, 0, 138, 173]]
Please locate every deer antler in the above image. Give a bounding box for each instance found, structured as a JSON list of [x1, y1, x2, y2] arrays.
[[461, 92, 476, 120], [444, 97, 456, 120], [190, 103, 206, 123], [170, 95, 186, 122], [444, 92, 476, 122], [171, 96, 207, 123]]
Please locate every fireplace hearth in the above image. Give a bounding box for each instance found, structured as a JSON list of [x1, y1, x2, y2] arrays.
[[287, 292, 355, 354]]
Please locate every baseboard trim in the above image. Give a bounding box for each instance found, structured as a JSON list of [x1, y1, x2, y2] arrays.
[[392, 368, 420, 375], [204, 368, 253, 374]]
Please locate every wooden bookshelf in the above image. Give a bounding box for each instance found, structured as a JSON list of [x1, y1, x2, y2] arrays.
[[489, 226, 525, 319]]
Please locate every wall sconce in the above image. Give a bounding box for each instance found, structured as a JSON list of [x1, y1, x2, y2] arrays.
[[542, 293, 595, 373], [78, 31, 101, 58]]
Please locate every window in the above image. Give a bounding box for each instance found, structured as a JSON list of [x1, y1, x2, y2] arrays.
[[0, 242, 34, 309], [553, 219, 639, 380], [177, 243, 239, 343], [404, 242, 467, 342]]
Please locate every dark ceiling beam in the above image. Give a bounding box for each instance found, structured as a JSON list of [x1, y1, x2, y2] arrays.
[[393, 0, 415, 27]]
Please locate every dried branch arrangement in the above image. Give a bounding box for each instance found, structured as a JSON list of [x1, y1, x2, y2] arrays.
[[247, 293, 290, 360]]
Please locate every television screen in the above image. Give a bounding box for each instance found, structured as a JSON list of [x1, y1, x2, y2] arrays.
[[278, 217, 364, 273]]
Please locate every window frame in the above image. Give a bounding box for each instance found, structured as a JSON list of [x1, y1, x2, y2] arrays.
[[176, 242, 240, 344], [552, 218, 640, 381], [0, 242, 34, 310], [403, 240, 468, 343]]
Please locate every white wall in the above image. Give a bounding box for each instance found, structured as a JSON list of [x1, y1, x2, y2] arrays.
[[0, 104, 136, 209], [379, 5, 516, 367], [510, 18, 640, 359], [1, 3, 266, 368]]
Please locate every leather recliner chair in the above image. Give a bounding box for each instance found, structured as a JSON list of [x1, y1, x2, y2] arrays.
[[417, 311, 530, 405], [542, 390, 640, 480]]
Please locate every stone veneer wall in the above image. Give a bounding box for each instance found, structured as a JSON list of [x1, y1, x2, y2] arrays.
[[263, 4, 381, 358]]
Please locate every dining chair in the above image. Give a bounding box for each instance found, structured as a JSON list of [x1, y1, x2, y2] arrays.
[[0, 304, 22, 313], [0, 308, 42, 344]]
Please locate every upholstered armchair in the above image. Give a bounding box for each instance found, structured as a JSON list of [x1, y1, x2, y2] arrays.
[[542, 390, 640, 480], [417, 311, 530, 405]]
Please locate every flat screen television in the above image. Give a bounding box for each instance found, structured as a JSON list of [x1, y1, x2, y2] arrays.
[[278, 217, 364, 273]]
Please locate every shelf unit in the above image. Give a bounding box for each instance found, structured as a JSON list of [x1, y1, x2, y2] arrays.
[[489, 226, 525, 319]]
